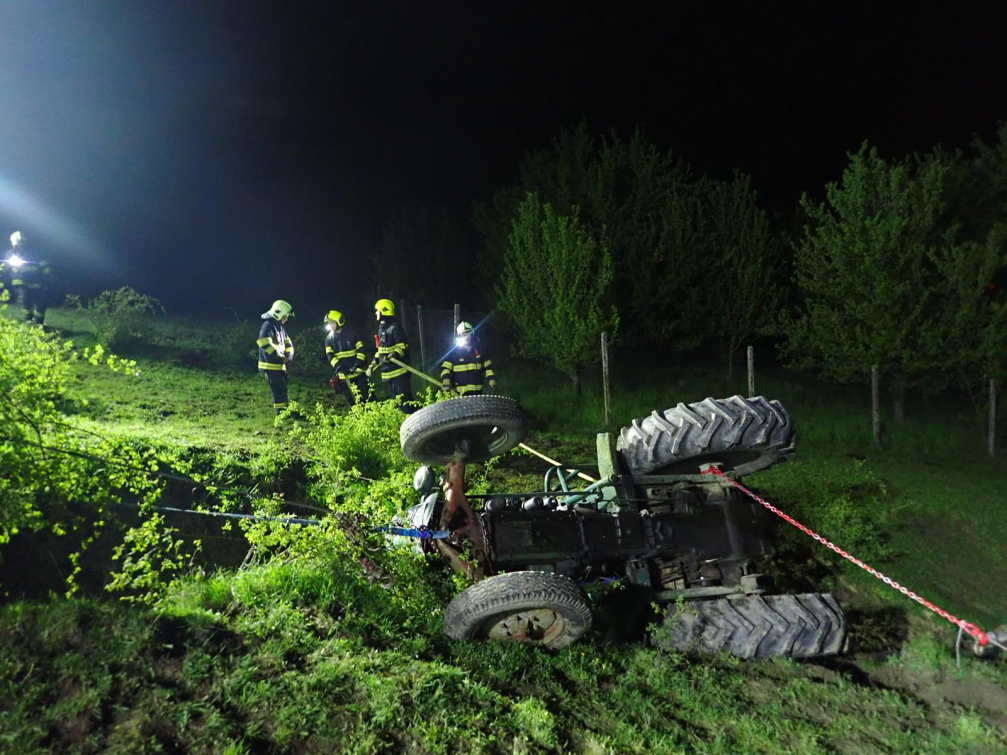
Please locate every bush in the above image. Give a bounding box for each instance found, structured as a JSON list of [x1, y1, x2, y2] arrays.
[[0, 308, 171, 594], [72, 286, 165, 349]]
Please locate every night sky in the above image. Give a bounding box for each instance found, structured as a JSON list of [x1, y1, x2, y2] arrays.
[[1, 1, 1006, 318]]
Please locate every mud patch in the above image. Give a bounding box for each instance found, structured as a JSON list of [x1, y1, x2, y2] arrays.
[[871, 664, 1007, 731]]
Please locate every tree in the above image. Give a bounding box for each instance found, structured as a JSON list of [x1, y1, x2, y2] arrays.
[[935, 127, 1007, 400], [496, 193, 618, 393], [779, 144, 961, 419], [928, 225, 1007, 399], [475, 123, 706, 349], [373, 204, 473, 307], [695, 172, 785, 376]]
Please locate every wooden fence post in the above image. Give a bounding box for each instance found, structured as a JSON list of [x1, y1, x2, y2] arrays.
[[416, 304, 427, 373], [989, 379, 997, 458], [453, 303, 460, 334], [747, 346, 755, 398], [601, 332, 612, 432], [872, 365, 881, 450]]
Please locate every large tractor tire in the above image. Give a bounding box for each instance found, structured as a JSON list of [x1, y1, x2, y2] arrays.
[[617, 395, 795, 477], [444, 571, 592, 650], [400, 396, 527, 465], [653, 593, 847, 659]]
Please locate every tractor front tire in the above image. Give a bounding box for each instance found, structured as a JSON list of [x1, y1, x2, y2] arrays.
[[400, 395, 527, 465], [653, 593, 847, 659], [617, 395, 795, 477], [444, 571, 592, 650]]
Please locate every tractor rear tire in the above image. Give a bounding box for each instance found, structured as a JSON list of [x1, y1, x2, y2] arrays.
[[400, 396, 527, 465], [653, 593, 847, 659], [444, 571, 592, 650], [617, 395, 795, 477]]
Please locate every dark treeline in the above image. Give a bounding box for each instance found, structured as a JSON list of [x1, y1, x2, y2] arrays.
[[376, 123, 1007, 403]]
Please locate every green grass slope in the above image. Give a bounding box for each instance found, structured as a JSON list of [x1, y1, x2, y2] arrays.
[[2, 309, 1007, 754]]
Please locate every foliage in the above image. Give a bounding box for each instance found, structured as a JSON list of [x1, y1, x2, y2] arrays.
[[0, 310, 175, 595], [928, 223, 1007, 391], [476, 123, 709, 349], [779, 144, 964, 396], [6, 304, 1007, 752], [496, 193, 619, 390], [69, 285, 166, 349], [955, 125, 1007, 387], [695, 171, 786, 374], [104, 514, 202, 605], [373, 204, 474, 308]]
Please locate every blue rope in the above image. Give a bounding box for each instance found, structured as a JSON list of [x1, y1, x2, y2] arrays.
[[375, 525, 452, 540], [115, 502, 451, 539]]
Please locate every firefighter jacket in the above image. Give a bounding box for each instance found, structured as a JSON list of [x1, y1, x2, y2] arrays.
[[370, 318, 409, 380], [2, 251, 50, 289], [257, 318, 293, 372], [325, 327, 366, 379], [441, 339, 494, 395]]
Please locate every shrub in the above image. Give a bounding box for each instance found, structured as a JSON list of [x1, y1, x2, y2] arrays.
[[0, 308, 170, 594], [73, 286, 165, 349]]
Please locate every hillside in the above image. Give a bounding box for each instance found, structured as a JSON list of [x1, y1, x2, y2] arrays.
[[2, 309, 1007, 754]]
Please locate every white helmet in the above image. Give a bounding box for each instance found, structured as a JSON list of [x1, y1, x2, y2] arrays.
[[10, 231, 23, 247], [456, 321, 473, 336], [261, 299, 294, 320]]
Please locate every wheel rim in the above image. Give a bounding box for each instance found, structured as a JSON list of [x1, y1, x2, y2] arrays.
[[422, 424, 515, 462], [484, 608, 570, 645]]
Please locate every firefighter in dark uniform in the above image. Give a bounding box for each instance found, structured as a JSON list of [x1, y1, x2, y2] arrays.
[[2, 231, 51, 325], [324, 309, 370, 406], [441, 321, 496, 396], [366, 298, 413, 411], [256, 299, 295, 418]]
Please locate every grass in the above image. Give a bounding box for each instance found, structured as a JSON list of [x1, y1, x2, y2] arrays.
[[2, 310, 1007, 753]]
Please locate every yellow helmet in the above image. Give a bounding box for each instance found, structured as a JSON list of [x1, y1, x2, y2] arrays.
[[325, 309, 345, 327], [374, 298, 395, 317], [262, 299, 294, 320], [456, 321, 473, 336]]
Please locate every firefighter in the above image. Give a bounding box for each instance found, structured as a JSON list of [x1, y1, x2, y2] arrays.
[[257, 299, 295, 418], [366, 298, 413, 411], [441, 321, 496, 396], [324, 309, 370, 406], [2, 231, 51, 325]]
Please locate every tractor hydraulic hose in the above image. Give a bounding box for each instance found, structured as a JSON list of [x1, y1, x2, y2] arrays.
[[561, 475, 617, 507], [519, 443, 597, 483]]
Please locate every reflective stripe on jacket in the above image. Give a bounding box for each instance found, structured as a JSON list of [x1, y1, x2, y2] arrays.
[[370, 318, 409, 380], [257, 318, 293, 372], [325, 326, 367, 378], [441, 341, 493, 394]]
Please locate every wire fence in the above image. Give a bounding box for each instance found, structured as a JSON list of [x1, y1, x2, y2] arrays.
[[396, 301, 487, 374]]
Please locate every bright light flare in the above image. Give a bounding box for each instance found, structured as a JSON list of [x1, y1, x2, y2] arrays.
[[0, 176, 106, 266], [7, 253, 24, 268]]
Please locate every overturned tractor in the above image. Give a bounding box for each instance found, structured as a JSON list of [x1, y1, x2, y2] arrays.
[[398, 394, 847, 658]]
